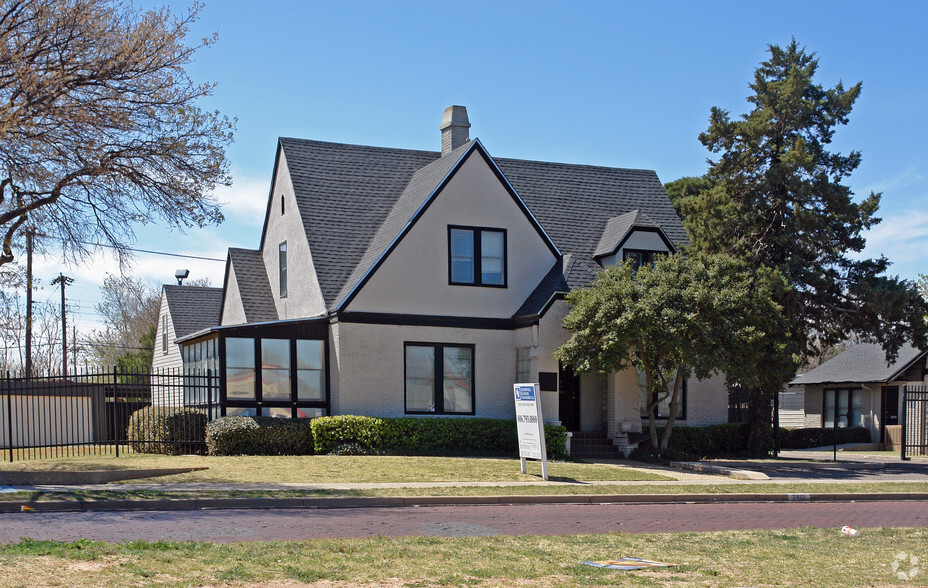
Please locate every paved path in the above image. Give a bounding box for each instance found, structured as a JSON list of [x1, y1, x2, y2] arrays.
[[2, 500, 926, 543]]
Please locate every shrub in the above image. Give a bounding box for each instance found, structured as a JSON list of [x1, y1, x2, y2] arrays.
[[779, 426, 871, 449], [126, 406, 207, 455], [206, 416, 314, 456], [310, 416, 568, 460], [630, 422, 756, 462]]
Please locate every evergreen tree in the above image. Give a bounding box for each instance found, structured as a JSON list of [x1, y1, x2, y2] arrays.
[[674, 40, 928, 445]]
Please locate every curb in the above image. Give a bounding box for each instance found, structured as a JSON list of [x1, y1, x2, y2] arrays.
[[669, 461, 769, 480], [3, 492, 927, 513]]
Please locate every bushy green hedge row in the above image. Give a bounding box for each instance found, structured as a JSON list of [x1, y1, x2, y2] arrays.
[[630, 423, 755, 461], [310, 416, 568, 460], [778, 426, 871, 449], [205, 417, 314, 455], [126, 406, 207, 455]]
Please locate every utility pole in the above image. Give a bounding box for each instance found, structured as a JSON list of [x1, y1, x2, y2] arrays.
[[51, 273, 73, 377], [25, 229, 34, 377], [72, 325, 78, 375]]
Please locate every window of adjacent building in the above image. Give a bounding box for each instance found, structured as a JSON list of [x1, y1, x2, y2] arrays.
[[279, 242, 288, 297], [823, 388, 863, 428], [448, 226, 506, 287], [515, 347, 532, 383], [225, 337, 256, 400], [405, 343, 474, 414], [162, 315, 168, 353]]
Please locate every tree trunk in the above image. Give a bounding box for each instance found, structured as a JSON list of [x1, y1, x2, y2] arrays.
[[744, 385, 773, 454]]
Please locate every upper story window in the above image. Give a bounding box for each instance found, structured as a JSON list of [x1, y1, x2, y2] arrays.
[[162, 315, 168, 353], [623, 249, 665, 271], [448, 226, 507, 287], [281, 194, 285, 215], [279, 242, 288, 297]]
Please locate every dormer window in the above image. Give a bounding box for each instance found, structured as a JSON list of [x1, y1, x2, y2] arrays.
[[623, 249, 664, 270], [448, 226, 507, 287]]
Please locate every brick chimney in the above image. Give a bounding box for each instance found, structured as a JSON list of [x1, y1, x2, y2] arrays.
[[440, 105, 470, 156]]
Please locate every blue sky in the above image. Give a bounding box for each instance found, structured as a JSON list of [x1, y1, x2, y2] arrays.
[[36, 0, 928, 331]]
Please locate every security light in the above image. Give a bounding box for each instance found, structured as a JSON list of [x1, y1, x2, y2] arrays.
[[175, 269, 189, 285]]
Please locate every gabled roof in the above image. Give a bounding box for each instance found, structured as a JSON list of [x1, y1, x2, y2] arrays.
[[225, 248, 278, 323], [272, 136, 689, 314], [791, 342, 927, 386], [593, 209, 670, 258], [162, 285, 224, 339]]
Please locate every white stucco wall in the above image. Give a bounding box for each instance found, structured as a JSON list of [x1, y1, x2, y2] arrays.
[[346, 153, 557, 317], [681, 372, 729, 426], [331, 321, 520, 419], [220, 265, 247, 326], [263, 152, 327, 319], [599, 230, 671, 266], [152, 290, 182, 371]]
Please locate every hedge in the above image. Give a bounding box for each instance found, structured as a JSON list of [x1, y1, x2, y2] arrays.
[[205, 416, 314, 456], [126, 406, 207, 455], [630, 423, 756, 461], [310, 416, 569, 460], [778, 426, 871, 449]]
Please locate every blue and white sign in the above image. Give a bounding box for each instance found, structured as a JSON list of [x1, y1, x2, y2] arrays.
[[513, 382, 548, 479]]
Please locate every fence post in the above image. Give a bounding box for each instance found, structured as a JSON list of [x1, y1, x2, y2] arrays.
[[5, 372, 13, 463], [901, 385, 908, 461], [112, 366, 120, 457]]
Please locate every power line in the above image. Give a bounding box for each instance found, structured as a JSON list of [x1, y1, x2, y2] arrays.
[[74, 240, 225, 262]]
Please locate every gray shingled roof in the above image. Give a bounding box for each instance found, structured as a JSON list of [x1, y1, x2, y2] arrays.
[[163, 285, 224, 339], [593, 209, 660, 258], [227, 248, 278, 323], [791, 342, 926, 385], [278, 136, 689, 313]]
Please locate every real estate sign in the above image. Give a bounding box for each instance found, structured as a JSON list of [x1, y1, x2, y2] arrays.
[[513, 383, 548, 480]]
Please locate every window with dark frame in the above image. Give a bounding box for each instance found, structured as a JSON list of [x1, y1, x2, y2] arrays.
[[405, 342, 475, 414], [281, 193, 285, 216], [823, 388, 862, 428], [637, 368, 687, 420], [448, 226, 506, 287], [278, 241, 288, 297], [623, 249, 665, 270], [221, 336, 327, 418], [161, 315, 168, 353]]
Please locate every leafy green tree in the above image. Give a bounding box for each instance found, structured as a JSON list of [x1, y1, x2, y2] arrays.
[[555, 253, 791, 452], [671, 40, 928, 444]]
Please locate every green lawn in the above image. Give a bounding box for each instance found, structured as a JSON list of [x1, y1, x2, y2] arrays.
[[0, 454, 671, 484], [0, 528, 923, 586]]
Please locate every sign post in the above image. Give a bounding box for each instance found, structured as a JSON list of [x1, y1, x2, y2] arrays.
[[513, 383, 548, 480]]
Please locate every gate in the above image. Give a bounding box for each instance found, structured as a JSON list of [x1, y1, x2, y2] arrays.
[[901, 385, 928, 460], [1, 368, 218, 462]]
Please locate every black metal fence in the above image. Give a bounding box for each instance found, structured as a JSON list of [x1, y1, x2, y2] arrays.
[[902, 384, 928, 460], [1, 368, 218, 462]]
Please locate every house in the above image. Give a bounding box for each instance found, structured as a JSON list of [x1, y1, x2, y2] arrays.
[[158, 105, 730, 447], [152, 284, 223, 405], [787, 342, 928, 445]]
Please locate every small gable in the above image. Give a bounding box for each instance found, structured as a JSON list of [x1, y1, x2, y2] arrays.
[[221, 248, 278, 325]]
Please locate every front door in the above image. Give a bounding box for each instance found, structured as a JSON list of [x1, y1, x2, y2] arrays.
[[881, 386, 900, 443], [558, 362, 581, 431]]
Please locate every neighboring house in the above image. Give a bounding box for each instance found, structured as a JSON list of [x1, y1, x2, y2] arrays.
[[788, 342, 928, 445], [159, 105, 730, 443], [152, 285, 223, 405]]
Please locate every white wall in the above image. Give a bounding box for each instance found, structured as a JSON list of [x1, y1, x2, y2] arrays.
[[778, 387, 806, 428], [346, 152, 557, 317], [262, 152, 327, 319], [332, 321, 519, 419], [152, 289, 182, 371], [220, 265, 247, 326]]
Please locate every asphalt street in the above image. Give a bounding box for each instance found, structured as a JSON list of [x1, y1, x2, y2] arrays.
[[3, 500, 927, 543]]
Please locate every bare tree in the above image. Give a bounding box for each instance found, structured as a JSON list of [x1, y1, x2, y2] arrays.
[[0, 0, 234, 269], [85, 273, 161, 367]]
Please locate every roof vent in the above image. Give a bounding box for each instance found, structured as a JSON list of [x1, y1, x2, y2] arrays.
[[440, 105, 470, 156]]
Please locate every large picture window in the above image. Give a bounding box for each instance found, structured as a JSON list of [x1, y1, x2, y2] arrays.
[[823, 388, 862, 428], [448, 226, 506, 287], [405, 343, 474, 414], [222, 335, 328, 418]]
